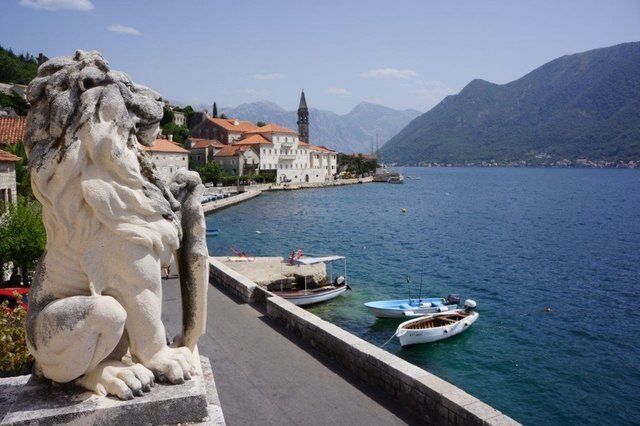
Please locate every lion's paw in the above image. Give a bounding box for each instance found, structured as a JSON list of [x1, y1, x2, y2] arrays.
[[144, 346, 197, 384], [76, 360, 155, 400]]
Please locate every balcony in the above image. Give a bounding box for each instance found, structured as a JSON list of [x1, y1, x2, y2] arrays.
[[279, 154, 296, 161]]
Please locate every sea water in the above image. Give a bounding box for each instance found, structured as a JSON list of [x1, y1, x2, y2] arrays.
[[206, 167, 640, 425]]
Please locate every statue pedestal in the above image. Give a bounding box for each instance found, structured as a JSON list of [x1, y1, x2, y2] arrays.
[[0, 356, 224, 425]]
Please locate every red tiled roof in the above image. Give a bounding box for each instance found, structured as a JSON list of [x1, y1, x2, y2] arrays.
[[245, 123, 297, 135], [234, 134, 272, 146], [309, 144, 335, 153], [143, 138, 189, 153], [208, 117, 260, 133], [0, 149, 21, 162], [214, 145, 246, 157], [188, 138, 225, 149], [0, 117, 26, 144]]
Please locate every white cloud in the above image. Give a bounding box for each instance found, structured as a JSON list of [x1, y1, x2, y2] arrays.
[[360, 68, 418, 79], [254, 73, 286, 80], [19, 0, 94, 11], [324, 87, 350, 95], [107, 24, 142, 36]]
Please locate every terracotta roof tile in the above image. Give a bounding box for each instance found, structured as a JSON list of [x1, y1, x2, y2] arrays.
[[245, 123, 297, 135], [214, 145, 245, 157], [188, 138, 225, 149], [234, 134, 272, 146], [309, 144, 335, 153], [143, 138, 189, 153], [208, 117, 260, 133], [0, 149, 21, 162], [0, 117, 26, 144]]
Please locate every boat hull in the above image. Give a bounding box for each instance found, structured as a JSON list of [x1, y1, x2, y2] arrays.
[[396, 311, 479, 346], [365, 298, 459, 318], [276, 285, 348, 306]]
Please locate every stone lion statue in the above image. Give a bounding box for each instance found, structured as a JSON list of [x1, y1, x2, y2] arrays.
[[23, 50, 208, 400]]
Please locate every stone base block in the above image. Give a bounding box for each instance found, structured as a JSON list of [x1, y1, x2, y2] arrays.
[[0, 356, 224, 426]]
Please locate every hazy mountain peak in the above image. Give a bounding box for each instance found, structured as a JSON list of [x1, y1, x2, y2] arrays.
[[218, 101, 421, 153]]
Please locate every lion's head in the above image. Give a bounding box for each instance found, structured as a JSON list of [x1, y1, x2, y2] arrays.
[[25, 50, 179, 260]]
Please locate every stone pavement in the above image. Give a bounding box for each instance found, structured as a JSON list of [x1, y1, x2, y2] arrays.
[[161, 277, 418, 426]]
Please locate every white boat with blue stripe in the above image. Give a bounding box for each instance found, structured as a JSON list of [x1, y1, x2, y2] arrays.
[[365, 294, 466, 318]]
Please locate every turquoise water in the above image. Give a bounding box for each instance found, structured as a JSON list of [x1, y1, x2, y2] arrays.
[[206, 167, 640, 425]]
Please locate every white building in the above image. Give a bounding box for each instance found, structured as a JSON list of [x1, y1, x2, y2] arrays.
[[0, 149, 19, 205], [173, 111, 186, 126], [234, 124, 338, 183], [143, 137, 189, 182]]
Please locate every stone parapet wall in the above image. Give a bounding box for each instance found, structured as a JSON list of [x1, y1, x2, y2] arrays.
[[202, 190, 261, 214], [207, 258, 519, 425]]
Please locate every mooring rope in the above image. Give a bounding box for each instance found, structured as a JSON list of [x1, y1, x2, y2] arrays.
[[379, 331, 397, 348]]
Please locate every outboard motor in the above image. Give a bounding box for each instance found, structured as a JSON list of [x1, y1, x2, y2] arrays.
[[447, 294, 461, 305], [335, 276, 346, 286], [464, 299, 477, 312]]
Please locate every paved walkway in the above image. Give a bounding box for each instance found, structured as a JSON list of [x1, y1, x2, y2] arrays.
[[161, 278, 416, 426]]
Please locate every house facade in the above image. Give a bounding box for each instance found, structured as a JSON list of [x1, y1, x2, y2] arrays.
[[0, 149, 20, 205], [143, 137, 189, 182], [186, 138, 225, 168], [213, 145, 260, 176]]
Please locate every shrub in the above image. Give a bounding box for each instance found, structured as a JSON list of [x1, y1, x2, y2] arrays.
[[0, 295, 32, 377]]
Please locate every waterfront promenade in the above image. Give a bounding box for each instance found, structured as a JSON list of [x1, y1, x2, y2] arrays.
[[161, 277, 416, 425]]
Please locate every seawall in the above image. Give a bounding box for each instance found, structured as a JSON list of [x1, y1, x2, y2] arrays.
[[202, 190, 261, 214], [208, 257, 519, 425]]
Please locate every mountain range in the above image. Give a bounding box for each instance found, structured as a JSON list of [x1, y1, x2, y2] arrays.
[[380, 42, 640, 165], [215, 101, 421, 153]]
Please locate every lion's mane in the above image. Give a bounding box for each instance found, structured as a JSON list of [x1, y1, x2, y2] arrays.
[[24, 50, 180, 271]]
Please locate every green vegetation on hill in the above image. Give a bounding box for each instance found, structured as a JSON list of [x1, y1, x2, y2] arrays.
[[0, 46, 38, 85], [380, 42, 640, 165], [0, 46, 39, 116]]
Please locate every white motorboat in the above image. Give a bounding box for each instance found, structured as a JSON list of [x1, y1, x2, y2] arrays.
[[396, 300, 478, 346], [273, 255, 350, 306]]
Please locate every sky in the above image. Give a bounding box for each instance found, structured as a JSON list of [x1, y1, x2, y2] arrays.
[[1, 0, 639, 114]]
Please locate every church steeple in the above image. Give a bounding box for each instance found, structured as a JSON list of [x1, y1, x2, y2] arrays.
[[297, 90, 309, 143]]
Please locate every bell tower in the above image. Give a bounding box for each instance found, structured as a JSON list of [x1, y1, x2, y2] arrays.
[[297, 90, 309, 143]]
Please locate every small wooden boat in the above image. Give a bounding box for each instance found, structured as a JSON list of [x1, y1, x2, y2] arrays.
[[396, 301, 478, 346], [274, 255, 350, 306]]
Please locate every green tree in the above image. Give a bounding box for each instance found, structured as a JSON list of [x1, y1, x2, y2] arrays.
[[256, 121, 266, 127], [0, 92, 30, 116], [212, 102, 218, 118], [160, 107, 175, 126], [219, 113, 227, 119], [0, 45, 39, 85], [0, 198, 46, 285], [196, 162, 222, 185], [4, 143, 32, 198], [160, 122, 189, 143]]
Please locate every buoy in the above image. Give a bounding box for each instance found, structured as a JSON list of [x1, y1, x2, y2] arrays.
[[402, 208, 407, 213], [544, 307, 552, 313]]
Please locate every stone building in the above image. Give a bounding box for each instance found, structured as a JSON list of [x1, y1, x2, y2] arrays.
[[143, 137, 189, 182], [0, 149, 20, 205], [185, 138, 225, 168], [173, 111, 186, 126], [189, 117, 260, 144], [212, 145, 260, 176]]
